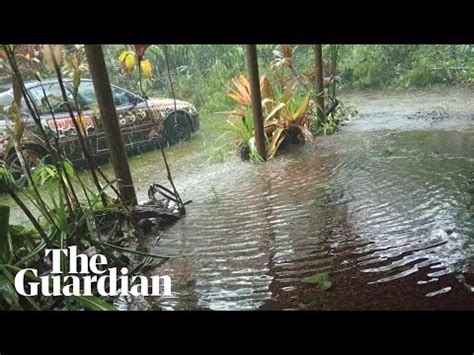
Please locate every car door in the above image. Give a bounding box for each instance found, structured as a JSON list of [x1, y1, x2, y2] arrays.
[[110, 85, 154, 150], [77, 81, 152, 153]]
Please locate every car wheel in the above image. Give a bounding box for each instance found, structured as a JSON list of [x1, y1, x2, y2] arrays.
[[164, 111, 192, 145], [5, 148, 42, 188]]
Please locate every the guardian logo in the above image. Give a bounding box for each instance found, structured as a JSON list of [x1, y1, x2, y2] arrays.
[[14, 246, 172, 297]]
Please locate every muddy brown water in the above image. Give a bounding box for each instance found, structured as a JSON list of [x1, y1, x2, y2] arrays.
[[120, 88, 474, 310], [3, 88, 474, 310]]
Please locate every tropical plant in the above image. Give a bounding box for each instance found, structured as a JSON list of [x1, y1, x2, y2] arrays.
[[0, 45, 170, 311], [225, 74, 314, 161]]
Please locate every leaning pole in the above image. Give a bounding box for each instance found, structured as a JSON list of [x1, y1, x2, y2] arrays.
[[245, 44, 266, 161], [84, 45, 137, 206]]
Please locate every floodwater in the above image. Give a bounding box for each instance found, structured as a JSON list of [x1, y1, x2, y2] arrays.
[[3, 88, 474, 310], [140, 88, 474, 310]]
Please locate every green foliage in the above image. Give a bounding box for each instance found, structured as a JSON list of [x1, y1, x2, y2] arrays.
[[0, 274, 21, 310], [0, 205, 12, 264], [3, 45, 473, 112], [319, 115, 340, 136], [301, 272, 333, 290], [73, 295, 117, 311], [310, 99, 358, 136], [0, 45, 179, 311], [102, 45, 247, 114], [225, 112, 255, 146], [225, 73, 314, 161], [31, 158, 57, 186], [0, 163, 14, 188], [337, 45, 473, 89]]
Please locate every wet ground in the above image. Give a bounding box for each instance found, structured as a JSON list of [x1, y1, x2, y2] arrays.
[[3, 87, 474, 310], [140, 87, 474, 310]]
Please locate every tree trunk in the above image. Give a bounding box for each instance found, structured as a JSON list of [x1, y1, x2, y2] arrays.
[[84, 45, 137, 206], [313, 44, 326, 122], [245, 44, 266, 161]]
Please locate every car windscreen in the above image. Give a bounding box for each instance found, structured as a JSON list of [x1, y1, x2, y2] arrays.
[[78, 81, 99, 107], [78, 81, 142, 108], [1, 83, 77, 117], [27, 83, 73, 114]]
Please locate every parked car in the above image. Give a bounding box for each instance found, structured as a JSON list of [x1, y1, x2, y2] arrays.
[[0, 78, 200, 184]]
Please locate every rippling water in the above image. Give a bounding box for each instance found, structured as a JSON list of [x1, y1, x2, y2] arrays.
[[3, 89, 473, 309], [138, 107, 474, 310]]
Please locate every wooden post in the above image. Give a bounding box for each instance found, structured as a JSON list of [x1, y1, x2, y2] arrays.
[[84, 45, 137, 206], [245, 44, 266, 161], [313, 44, 326, 122]]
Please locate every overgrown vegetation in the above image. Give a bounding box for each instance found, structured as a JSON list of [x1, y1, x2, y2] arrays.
[[337, 45, 473, 89], [223, 45, 349, 161], [92, 45, 474, 115], [0, 44, 472, 309], [225, 74, 315, 161], [0, 45, 171, 310]]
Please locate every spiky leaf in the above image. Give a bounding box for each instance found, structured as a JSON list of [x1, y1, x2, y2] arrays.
[[0, 275, 21, 310], [74, 295, 117, 311]]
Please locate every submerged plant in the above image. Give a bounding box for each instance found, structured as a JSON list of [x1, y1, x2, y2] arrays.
[[301, 272, 333, 291]]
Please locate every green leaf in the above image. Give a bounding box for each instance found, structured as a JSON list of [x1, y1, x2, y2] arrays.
[[73, 295, 117, 311], [8, 224, 27, 238], [292, 94, 310, 122], [319, 280, 332, 291], [0, 205, 12, 264], [301, 272, 333, 291], [0, 275, 22, 310], [73, 70, 82, 92], [265, 102, 285, 121]]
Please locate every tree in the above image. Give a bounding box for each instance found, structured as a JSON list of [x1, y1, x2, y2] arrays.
[[84, 45, 137, 206], [245, 45, 266, 161], [313, 45, 325, 122]]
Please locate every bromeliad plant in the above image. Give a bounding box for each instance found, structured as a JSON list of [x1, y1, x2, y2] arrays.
[[225, 74, 315, 161]]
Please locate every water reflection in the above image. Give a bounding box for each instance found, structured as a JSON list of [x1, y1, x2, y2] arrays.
[[146, 112, 474, 310]]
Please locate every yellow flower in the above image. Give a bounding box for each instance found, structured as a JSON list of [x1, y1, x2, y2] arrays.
[[118, 51, 135, 73], [124, 54, 135, 73], [140, 59, 153, 79]]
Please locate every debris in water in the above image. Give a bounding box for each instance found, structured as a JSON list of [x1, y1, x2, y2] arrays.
[[426, 287, 451, 297]]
